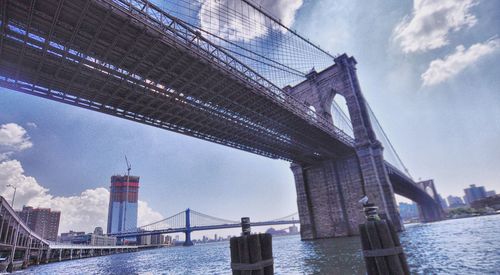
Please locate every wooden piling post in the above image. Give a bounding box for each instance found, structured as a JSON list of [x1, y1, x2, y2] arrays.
[[359, 203, 410, 275], [260, 233, 273, 275], [230, 237, 241, 275], [386, 219, 410, 273], [247, 234, 262, 275], [237, 236, 251, 275], [359, 223, 378, 275], [230, 217, 274, 274], [375, 220, 405, 274]]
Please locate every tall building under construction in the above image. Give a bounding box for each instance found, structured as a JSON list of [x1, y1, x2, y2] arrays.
[[107, 175, 139, 234]]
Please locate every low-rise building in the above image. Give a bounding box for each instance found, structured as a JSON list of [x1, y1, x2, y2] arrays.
[[470, 195, 500, 210], [59, 230, 86, 243], [138, 234, 151, 245], [289, 225, 299, 234], [90, 234, 116, 246], [90, 226, 117, 246], [164, 235, 173, 245], [69, 227, 116, 246], [151, 234, 165, 245]]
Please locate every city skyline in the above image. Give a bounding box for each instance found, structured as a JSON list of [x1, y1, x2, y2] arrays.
[[1, 0, 500, 234]]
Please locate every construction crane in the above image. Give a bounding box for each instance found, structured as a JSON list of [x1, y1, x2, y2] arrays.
[[125, 155, 132, 176], [123, 155, 131, 232]]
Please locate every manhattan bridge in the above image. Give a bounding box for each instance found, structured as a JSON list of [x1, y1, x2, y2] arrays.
[[0, 0, 444, 243]]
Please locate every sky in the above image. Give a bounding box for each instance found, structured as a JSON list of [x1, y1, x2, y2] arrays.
[[0, 0, 499, 234]]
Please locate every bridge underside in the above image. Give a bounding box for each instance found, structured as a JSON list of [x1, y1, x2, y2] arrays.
[[0, 0, 353, 164], [387, 169, 444, 223], [0, 0, 443, 242]]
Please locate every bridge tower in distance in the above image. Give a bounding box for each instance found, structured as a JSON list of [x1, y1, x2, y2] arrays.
[[417, 179, 445, 222], [183, 208, 194, 246], [286, 54, 403, 240]]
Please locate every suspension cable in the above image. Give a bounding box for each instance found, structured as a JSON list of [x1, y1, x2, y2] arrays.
[[138, 209, 186, 228], [366, 102, 412, 179], [240, 0, 334, 58]]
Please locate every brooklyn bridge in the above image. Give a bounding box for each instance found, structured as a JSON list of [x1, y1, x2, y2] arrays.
[[0, 0, 444, 245]]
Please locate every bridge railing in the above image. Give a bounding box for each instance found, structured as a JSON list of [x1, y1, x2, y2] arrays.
[[48, 242, 138, 249], [104, 0, 355, 147]]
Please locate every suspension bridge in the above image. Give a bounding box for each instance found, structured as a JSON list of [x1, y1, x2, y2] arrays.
[[0, 0, 444, 242], [109, 209, 299, 246]]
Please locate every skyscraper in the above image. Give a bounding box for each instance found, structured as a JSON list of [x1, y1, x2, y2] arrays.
[[447, 195, 465, 208], [107, 175, 139, 234], [17, 206, 60, 241], [464, 184, 487, 204]]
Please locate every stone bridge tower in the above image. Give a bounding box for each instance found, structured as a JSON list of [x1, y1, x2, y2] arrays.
[[417, 180, 445, 222], [285, 54, 402, 239]]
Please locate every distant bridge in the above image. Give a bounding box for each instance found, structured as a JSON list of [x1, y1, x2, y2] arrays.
[[109, 209, 299, 246]]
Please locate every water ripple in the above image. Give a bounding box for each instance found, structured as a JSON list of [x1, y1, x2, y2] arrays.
[[17, 215, 500, 274]]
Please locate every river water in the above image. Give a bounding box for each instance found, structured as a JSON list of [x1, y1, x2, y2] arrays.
[[16, 215, 500, 274]]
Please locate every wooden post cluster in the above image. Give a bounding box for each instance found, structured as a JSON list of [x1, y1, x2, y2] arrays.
[[359, 203, 410, 275], [230, 217, 273, 275]]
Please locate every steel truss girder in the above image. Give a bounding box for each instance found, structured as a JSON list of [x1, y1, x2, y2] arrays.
[[0, 0, 357, 163]]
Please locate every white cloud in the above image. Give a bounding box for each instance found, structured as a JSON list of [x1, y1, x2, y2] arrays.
[[0, 123, 164, 234], [0, 158, 164, 234], [0, 123, 33, 160], [138, 200, 164, 226], [199, 0, 303, 42], [421, 38, 500, 86], [0, 160, 49, 205], [26, 122, 38, 129], [260, 0, 303, 28], [393, 0, 478, 53]]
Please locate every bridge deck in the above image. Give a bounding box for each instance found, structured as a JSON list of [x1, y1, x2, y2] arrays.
[[0, 0, 354, 163], [385, 162, 436, 205], [111, 220, 299, 238]]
